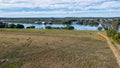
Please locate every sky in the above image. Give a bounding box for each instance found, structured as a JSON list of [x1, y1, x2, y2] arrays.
[[0, 0, 120, 17]]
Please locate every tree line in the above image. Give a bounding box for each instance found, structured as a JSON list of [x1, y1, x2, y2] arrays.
[[106, 19, 120, 44], [107, 29, 120, 44], [45, 25, 74, 30], [0, 22, 24, 28]]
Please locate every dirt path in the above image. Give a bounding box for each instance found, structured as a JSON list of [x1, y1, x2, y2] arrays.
[[98, 33, 120, 67]]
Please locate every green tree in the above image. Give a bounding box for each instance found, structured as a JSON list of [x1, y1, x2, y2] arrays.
[[8, 24, 16, 28], [97, 27, 103, 31], [112, 19, 119, 30], [16, 24, 24, 28], [114, 33, 120, 40], [0, 22, 7, 28], [106, 29, 117, 37], [66, 26, 74, 30], [45, 26, 52, 29], [26, 26, 35, 29], [63, 21, 72, 25]]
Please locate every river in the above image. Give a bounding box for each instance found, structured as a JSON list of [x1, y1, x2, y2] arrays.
[[7, 22, 104, 30]]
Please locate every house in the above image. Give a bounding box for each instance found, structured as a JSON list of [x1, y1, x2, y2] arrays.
[[34, 21, 41, 24]]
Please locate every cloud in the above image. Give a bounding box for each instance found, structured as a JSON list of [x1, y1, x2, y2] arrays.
[[0, 0, 120, 17], [0, 0, 111, 9], [0, 0, 119, 10], [86, 1, 120, 10]]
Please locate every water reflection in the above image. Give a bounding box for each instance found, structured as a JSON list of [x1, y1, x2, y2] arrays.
[[8, 22, 104, 30]]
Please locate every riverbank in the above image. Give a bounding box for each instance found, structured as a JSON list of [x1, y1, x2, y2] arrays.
[[4, 22, 102, 30]]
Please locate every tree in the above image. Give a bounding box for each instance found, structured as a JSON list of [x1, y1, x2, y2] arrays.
[[45, 26, 52, 29], [16, 24, 24, 28], [97, 27, 103, 31], [114, 33, 120, 40], [8, 24, 16, 28], [63, 21, 72, 25], [0, 22, 6, 28], [106, 29, 117, 37], [66, 26, 74, 30], [112, 19, 119, 30], [26, 26, 35, 29]]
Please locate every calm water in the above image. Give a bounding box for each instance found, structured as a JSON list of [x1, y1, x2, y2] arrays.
[[8, 22, 104, 30]]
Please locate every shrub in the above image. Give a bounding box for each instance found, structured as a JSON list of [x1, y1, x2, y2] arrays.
[[45, 26, 52, 29], [26, 26, 35, 29], [0, 23, 7, 28], [66, 26, 74, 30], [63, 21, 72, 25], [8, 24, 16, 28], [106, 29, 117, 37], [114, 33, 120, 40], [106, 29, 120, 44], [16, 24, 24, 28], [97, 27, 103, 31], [114, 34, 118, 40], [112, 19, 119, 30]]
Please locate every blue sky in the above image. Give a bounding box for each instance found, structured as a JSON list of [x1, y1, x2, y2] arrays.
[[0, 0, 120, 17]]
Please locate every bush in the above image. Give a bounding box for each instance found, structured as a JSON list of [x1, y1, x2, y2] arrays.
[[26, 26, 35, 29], [63, 21, 72, 25], [113, 33, 120, 44], [8, 24, 16, 28], [112, 19, 119, 30], [97, 27, 103, 31], [16, 24, 24, 28], [45, 26, 52, 29], [66, 26, 74, 30], [114, 33, 120, 40], [106, 29, 117, 37], [106, 29, 120, 44], [0, 23, 7, 28]]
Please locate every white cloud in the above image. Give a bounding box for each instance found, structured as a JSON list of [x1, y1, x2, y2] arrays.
[[0, 0, 109, 9], [0, 0, 120, 17], [86, 1, 120, 10]]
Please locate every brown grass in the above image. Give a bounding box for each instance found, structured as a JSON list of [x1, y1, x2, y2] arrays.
[[0, 29, 119, 68]]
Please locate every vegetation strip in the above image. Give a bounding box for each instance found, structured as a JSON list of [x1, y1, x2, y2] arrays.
[[98, 33, 120, 67]]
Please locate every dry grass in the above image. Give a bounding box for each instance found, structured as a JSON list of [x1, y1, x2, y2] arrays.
[[0, 29, 119, 68]]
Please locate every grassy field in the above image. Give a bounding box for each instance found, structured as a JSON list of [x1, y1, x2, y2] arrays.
[[0, 29, 119, 68]]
